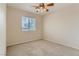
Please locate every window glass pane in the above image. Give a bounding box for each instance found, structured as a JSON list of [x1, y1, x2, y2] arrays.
[[22, 16, 36, 31]]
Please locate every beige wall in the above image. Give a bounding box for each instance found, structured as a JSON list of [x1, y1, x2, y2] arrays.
[[0, 4, 6, 55], [7, 6, 43, 46], [43, 4, 79, 49]]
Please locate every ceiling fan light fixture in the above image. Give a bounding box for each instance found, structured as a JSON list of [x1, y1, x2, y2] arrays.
[[43, 8, 46, 11], [46, 9, 49, 12], [33, 3, 54, 13], [35, 8, 39, 12]]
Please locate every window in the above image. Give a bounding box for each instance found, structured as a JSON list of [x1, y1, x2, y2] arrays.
[[21, 16, 36, 31]]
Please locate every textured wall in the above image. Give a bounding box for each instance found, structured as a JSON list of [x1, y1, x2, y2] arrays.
[[43, 4, 79, 49], [7, 6, 43, 46]]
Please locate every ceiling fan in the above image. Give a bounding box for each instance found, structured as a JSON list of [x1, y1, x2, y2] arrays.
[[32, 3, 54, 13]]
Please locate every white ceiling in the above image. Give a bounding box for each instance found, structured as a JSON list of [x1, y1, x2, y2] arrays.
[[7, 3, 72, 16]]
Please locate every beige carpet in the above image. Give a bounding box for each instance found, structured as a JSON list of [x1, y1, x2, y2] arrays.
[[7, 40, 79, 56]]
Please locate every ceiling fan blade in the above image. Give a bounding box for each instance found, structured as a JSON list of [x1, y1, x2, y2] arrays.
[[39, 3, 44, 7], [47, 3, 54, 6]]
